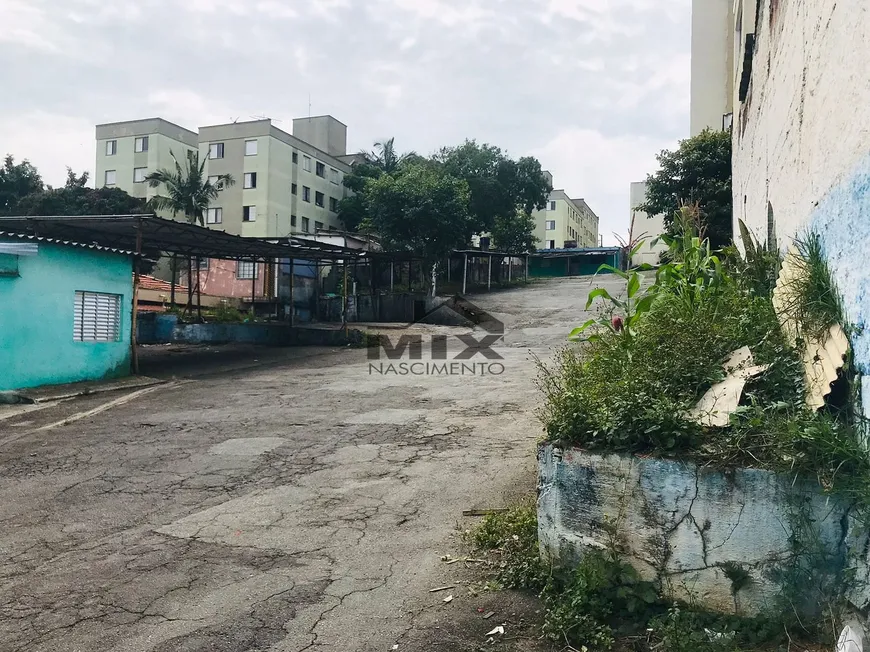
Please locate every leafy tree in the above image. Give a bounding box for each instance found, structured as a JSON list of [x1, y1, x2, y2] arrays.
[[362, 164, 471, 268], [63, 168, 89, 189], [337, 162, 383, 231], [492, 209, 537, 254], [639, 129, 732, 249], [11, 168, 146, 216], [365, 137, 419, 173], [434, 141, 551, 235], [145, 150, 234, 225], [0, 155, 43, 214]]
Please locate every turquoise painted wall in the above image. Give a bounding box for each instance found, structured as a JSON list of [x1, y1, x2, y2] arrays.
[[0, 241, 133, 391]]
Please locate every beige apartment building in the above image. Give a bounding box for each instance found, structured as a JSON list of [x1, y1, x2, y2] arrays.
[[629, 181, 668, 266], [95, 115, 352, 238], [95, 118, 199, 208], [690, 0, 735, 135], [532, 188, 600, 250]]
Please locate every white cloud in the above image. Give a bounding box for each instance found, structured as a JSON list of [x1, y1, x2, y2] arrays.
[[146, 90, 235, 129], [0, 0, 691, 245], [530, 128, 676, 243], [0, 112, 94, 187]]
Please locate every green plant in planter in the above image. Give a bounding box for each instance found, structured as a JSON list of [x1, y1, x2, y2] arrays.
[[653, 206, 731, 316], [569, 241, 658, 345], [781, 231, 845, 344]]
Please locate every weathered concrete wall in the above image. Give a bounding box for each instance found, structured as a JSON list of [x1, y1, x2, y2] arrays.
[[136, 314, 363, 347], [538, 445, 870, 616], [733, 1, 870, 412], [317, 293, 452, 324]]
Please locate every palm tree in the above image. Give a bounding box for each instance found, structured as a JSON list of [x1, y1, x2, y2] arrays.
[[366, 137, 419, 173], [145, 150, 235, 315], [145, 150, 234, 225]]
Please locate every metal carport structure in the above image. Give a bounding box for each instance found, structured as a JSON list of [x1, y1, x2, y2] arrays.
[[0, 214, 367, 372]]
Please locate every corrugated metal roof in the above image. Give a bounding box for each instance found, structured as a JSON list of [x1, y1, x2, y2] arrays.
[[0, 231, 135, 256], [0, 241, 38, 256], [139, 274, 188, 292]]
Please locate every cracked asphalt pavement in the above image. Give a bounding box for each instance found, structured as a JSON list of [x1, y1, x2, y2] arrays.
[[0, 277, 612, 652]]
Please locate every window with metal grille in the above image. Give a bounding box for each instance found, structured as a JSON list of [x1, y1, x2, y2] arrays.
[[73, 291, 121, 342], [237, 261, 257, 279]]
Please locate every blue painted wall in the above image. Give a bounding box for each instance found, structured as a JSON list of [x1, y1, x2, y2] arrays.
[[0, 241, 133, 391], [807, 156, 870, 413]]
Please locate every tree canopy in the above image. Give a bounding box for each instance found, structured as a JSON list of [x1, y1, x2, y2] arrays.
[[361, 165, 471, 262], [339, 137, 551, 255], [638, 129, 733, 249], [0, 158, 147, 216], [0, 156, 43, 214]]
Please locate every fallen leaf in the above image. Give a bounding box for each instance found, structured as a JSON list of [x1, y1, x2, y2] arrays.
[[443, 595, 453, 603]]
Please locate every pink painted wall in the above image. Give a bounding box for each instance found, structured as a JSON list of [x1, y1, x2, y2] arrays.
[[181, 259, 268, 299]]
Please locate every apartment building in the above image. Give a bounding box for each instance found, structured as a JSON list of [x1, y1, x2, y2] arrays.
[[95, 115, 352, 238], [95, 118, 199, 208], [533, 189, 600, 250], [198, 116, 352, 238], [690, 0, 735, 135], [628, 181, 668, 266]]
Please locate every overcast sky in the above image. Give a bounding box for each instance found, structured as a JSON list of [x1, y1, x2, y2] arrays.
[[2, 0, 690, 243]]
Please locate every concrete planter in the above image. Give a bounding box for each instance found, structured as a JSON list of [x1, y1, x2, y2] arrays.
[[537, 444, 870, 617]]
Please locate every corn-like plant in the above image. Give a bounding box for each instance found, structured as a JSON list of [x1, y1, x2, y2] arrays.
[[569, 241, 658, 344]]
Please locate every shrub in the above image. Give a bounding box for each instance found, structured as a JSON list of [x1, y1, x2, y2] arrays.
[[209, 303, 244, 323], [541, 549, 661, 649], [471, 504, 549, 591]]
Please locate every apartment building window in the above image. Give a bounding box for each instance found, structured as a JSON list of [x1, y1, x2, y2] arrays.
[[134, 136, 149, 153], [245, 139, 258, 156], [301, 217, 310, 232], [73, 291, 121, 342], [329, 197, 339, 212], [314, 221, 323, 232], [197, 257, 210, 270], [209, 143, 224, 159], [243, 205, 257, 222], [105, 140, 117, 156], [244, 172, 257, 189], [291, 183, 297, 195], [330, 168, 339, 184], [302, 155, 311, 172], [105, 170, 116, 186], [292, 152, 298, 164], [548, 201, 556, 211], [302, 186, 311, 202], [208, 175, 224, 190], [237, 261, 257, 279], [315, 162, 325, 177], [291, 215, 297, 227], [545, 220, 556, 230], [133, 167, 147, 183], [546, 240, 555, 249], [315, 191, 324, 208], [206, 207, 222, 224]]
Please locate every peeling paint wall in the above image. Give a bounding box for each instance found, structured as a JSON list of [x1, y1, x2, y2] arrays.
[[538, 445, 870, 616], [733, 1, 870, 412]]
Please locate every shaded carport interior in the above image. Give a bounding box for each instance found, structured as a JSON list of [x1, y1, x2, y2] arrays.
[[0, 214, 367, 373], [529, 247, 622, 277]]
